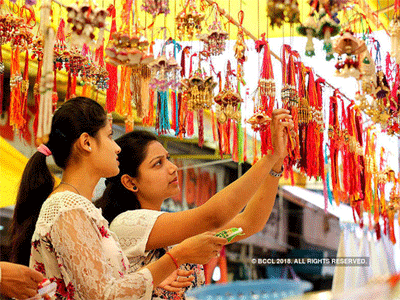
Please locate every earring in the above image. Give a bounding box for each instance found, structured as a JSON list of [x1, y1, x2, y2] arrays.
[[132, 185, 138, 192], [88, 147, 92, 151]]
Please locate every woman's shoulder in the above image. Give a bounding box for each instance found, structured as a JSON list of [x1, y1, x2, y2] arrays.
[[111, 209, 166, 225], [35, 191, 105, 235], [44, 191, 100, 215], [110, 209, 166, 234]]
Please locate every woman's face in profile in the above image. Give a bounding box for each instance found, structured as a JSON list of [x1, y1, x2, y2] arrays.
[[134, 141, 180, 202]]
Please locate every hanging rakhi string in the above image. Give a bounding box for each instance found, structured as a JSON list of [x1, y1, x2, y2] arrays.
[[105, 4, 118, 114]]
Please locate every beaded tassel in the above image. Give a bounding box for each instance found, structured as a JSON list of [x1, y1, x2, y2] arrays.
[[157, 90, 170, 134]]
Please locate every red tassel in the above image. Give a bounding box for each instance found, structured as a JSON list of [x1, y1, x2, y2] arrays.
[[187, 111, 194, 136], [198, 110, 204, 148], [106, 63, 118, 112], [171, 91, 177, 131], [106, 5, 118, 112], [232, 121, 238, 162], [375, 222, 381, 241], [243, 126, 247, 162]]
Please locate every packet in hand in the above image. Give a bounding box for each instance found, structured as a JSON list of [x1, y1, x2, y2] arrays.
[[26, 279, 57, 300], [215, 227, 244, 242]]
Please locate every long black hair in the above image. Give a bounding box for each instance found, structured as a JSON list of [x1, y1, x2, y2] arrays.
[[96, 130, 158, 224], [9, 97, 107, 265]]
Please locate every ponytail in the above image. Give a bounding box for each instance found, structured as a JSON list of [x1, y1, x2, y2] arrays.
[[9, 151, 54, 265]]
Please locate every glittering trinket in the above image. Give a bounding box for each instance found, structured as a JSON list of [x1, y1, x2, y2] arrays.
[[176, 0, 205, 40]]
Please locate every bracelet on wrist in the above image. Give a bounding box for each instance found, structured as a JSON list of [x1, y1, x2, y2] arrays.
[[166, 252, 179, 269], [269, 166, 284, 178]]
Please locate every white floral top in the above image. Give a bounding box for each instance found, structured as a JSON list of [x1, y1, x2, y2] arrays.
[[110, 210, 205, 300], [30, 191, 153, 300]]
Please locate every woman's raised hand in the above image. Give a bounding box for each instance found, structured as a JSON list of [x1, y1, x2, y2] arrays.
[[270, 109, 294, 159], [169, 232, 227, 266]]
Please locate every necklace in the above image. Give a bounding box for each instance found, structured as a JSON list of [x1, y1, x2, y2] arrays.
[[60, 181, 81, 195]]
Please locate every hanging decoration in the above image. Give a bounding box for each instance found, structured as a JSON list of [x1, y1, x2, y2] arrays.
[[297, 15, 318, 57], [141, 0, 170, 17], [389, 0, 400, 64], [214, 61, 242, 123], [197, 3, 228, 56], [304, 67, 324, 179], [148, 41, 182, 91], [247, 33, 275, 154], [316, 14, 341, 61], [181, 51, 216, 146], [333, 30, 367, 78], [233, 10, 247, 85], [5, 8, 34, 134], [267, 0, 300, 28], [298, 0, 346, 60], [105, 31, 153, 66], [66, 1, 108, 47], [181, 52, 216, 111], [151, 39, 182, 135], [181, 70, 216, 111], [281, 45, 300, 182], [37, 0, 55, 144], [176, 0, 205, 40], [105, 4, 118, 114]]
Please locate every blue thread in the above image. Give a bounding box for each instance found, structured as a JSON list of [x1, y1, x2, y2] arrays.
[[325, 144, 333, 205]]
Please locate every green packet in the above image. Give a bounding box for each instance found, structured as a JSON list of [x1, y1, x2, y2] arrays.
[[215, 227, 245, 242]]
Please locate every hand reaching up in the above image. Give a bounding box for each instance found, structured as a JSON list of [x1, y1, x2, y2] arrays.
[[270, 109, 294, 159]]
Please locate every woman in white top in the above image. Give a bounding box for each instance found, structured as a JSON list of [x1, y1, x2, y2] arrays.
[[9, 97, 227, 300], [96, 109, 294, 299]]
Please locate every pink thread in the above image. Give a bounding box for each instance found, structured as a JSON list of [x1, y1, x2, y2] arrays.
[[37, 144, 52, 156]]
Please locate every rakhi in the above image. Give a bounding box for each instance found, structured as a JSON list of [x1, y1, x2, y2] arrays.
[[105, 31, 154, 67], [267, 0, 300, 28], [249, 33, 275, 155], [333, 31, 366, 78], [197, 3, 228, 56], [297, 15, 318, 57], [281, 45, 300, 182], [66, 1, 108, 47], [214, 61, 242, 123], [176, 0, 205, 40], [142, 0, 170, 17], [148, 41, 182, 91]]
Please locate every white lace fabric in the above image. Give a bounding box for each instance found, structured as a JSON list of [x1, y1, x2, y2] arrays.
[[30, 191, 153, 300], [111, 210, 205, 299]]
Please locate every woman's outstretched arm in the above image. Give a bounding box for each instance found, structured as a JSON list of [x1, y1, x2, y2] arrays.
[[144, 109, 293, 250]]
